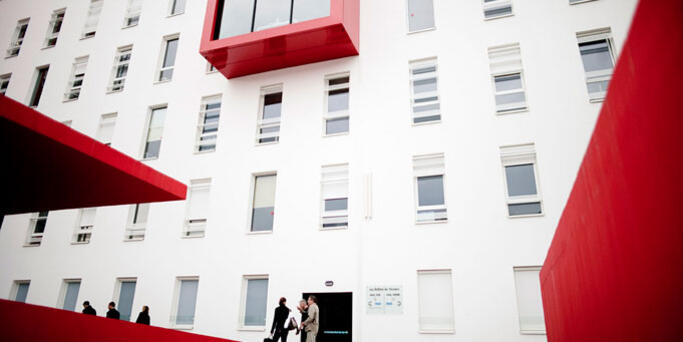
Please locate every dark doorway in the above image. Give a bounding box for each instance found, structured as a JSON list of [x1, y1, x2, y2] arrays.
[[302, 292, 352, 342]]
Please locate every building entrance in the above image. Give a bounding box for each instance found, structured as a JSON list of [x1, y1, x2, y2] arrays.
[[302, 292, 352, 342]]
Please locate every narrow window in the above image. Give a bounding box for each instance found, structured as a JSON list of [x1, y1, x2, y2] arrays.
[[324, 74, 350, 135], [250, 174, 276, 232], [321, 164, 349, 229], [184, 179, 211, 238], [413, 154, 447, 223], [143, 106, 167, 159], [513, 266, 546, 334], [241, 276, 269, 328], [82, 0, 103, 38], [256, 86, 282, 144], [577, 28, 615, 102], [407, 0, 435, 32], [206, 62, 217, 73], [124, 0, 143, 27], [158, 36, 179, 82], [29, 66, 49, 107], [6, 18, 29, 57], [170, 0, 186, 15], [196, 95, 221, 153], [0, 74, 10, 95], [64, 56, 89, 101], [44, 9, 65, 48], [12, 281, 30, 303], [483, 0, 513, 20], [73, 208, 96, 244], [108, 46, 132, 92], [173, 278, 199, 327], [115, 279, 137, 321], [488, 43, 527, 113], [500, 144, 543, 217], [417, 270, 454, 333], [96, 113, 117, 146], [125, 203, 149, 241], [60, 279, 81, 311], [26, 211, 48, 246], [409, 58, 440, 124]]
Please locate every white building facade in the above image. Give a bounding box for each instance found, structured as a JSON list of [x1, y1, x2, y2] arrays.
[[0, 0, 637, 341]]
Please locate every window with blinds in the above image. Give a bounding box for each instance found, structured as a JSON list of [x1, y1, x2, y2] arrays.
[[488, 43, 527, 114], [413, 153, 447, 223], [241, 276, 269, 328], [577, 28, 615, 102], [321, 164, 349, 229], [73, 208, 96, 243], [417, 270, 454, 333], [61, 280, 81, 311], [513, 267, 546, 334], [44, 9, 65, 48], [116, 279, 137, 321], [6, 18, 28, 57], [184, 179, 211, 238], [108, 46, 132, 92], [483, 0, 513, 20], [324, 74, 350, 135], [124, 0, 143, 27], [500, 144, 543, 217], [97, 113, 117, 146], [196, 95, 221, 153], [143, 106, 167, 159], [173, 278, 199, 327], [82, 0, 103, 38], [64, 56, 89, 101], [251, 174, 276, 232], [409, 58, 441, 124], [256, 86, 282, 144], [126, 203, 149, 241]]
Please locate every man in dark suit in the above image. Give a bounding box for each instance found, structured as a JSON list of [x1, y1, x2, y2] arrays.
[[82, 301, 96, 315], [106, 301, 120, 319]]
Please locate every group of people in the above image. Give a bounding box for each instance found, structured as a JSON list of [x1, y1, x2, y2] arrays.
[[81, 300, 150, 325], [269, 295, 319, 342]]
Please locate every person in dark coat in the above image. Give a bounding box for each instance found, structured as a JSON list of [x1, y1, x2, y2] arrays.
[[82, 301, 96, 315], [106, 301, 120, 319], [297, 299, 309, 342], [271, 297, 291, 342], [135, 305, 150, 325]]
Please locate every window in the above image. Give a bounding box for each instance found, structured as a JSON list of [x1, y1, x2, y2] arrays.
[[82, 0, 103, 38], [11, 281, 30, 303], [206, 62, 217, 73], [26, 211, 48, 246], [406, 0, 435, 32], [29, 66, 49, 107], [324, 74, 350, 135], [256, 86, 282, 144], [158, 36, 179, 82], [170, 0, 186, 15], [417, 270, 454, 333], [173, 278, 199, 327], [513, 267, 546, 334], [488, 43, 527, 113], [321, 164, 349, 229], [409, 58, 440, 124], [6, 18, 28, 57], [73, 208, 96, 243], [196, 95, 221, 152], [413, 154, 447, 223], [60, 280, 81, 311], [500, 144, 543, 217], [0, 74, 10, 95], [483, 0, 513, 20], [124, 0, 143, 27], [126, 203, 149, 241], [108, 46, 132, 92], [214, 0, 330, 39], [44, 9, 65, 48], [97, 113, 117, 146], [142, 106, 167, 159], [240, 276, 269, 328], [184, 179, 211, 238], [115, 279, 137, 321], [577, 28, 615, 102], [64, 56, 88, 101], [250, 174, 276, 232]]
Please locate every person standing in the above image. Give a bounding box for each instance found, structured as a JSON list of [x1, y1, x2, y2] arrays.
[[297, 299, 308, 342], [135, 305, 150, 325], [271, 297, 291, 342], [300, 296, 319, 342], [81, 301, 96, 315], [106, 301, 120, 319]]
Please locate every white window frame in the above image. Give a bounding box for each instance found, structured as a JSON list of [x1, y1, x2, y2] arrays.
[[513, 266, 546, 334], [405, 0, 436, 34], [417, 269, 455, 334], [171, 276, 199, 329], [58, 279, 81, 311], [141, 105, 167, 160], [72, 208, 96, 244], [483, 0, 514, 20], [195, 95, 222, 153], [64, 56, 89, 101], [183, 179, 211, 238], [10, 280, 30, 302], [125, 203, 149, 241], [108, 45, 133, 93], [323, 73, 350, 136], [488, 43, 527, 114], [156, 34, 180, 83], [238, 274, 269, 331], [247, 172, 277, 234], [413, 153, 447, 224], [123, 0, 143, 28], [169, 0, 186, 16], [43, 9, 65, 48], [320, 164, 349, 230], [255, 85, 283, 145], [500, 144, 543, 218], [577, 28, 616, 103], [7, 18, 29, 58], [81, 0, 103, 39], [0, 73, 10, 95], [112, 277, 137, 321], [97, 113, 117, 146], [492, 72, 527, 114], [25, 211, 48, 247], [409, 58, 441, 125]]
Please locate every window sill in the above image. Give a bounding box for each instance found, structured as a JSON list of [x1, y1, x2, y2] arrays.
[[172, 325, 193, 331], [181, 234, 205, 239], [589, 97, 605, 103], [140, 157, 159, 162], [569, 0, 598, 5], [419, 329, 455, 334], [255, 141, 279, 147], [41, 45, 56, 50], [407, 27, 436, 35], [70, 241, 90, 245], [323, 132, 350, 138], [166, 13, 185, 18], [520, 330, 547, 335], [4, 54, 19, 59], [496, 108, 529, 116], [507, 213, 544, 219], [412, 120, 441, 127], [238, 326, 266, 332], [121, 24, 138, 30], [62, 98, 78, 103], [123, 238, 144, 242], [484, 13, 515, 21], [247, 230, 273, 236], [206, 69, 219, 75], [22, 244, 40, 248], [193, 149, 216, 155], [79, 35, 95, 41], [415, 220, 448, 225], [154, 79, 172, 85], [319, 226, 349, 232], [106, 89, 123, 95]]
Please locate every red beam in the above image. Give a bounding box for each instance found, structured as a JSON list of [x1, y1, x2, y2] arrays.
[[540, 0, 683, 341]]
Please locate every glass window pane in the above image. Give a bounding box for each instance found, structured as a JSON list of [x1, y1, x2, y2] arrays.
[[407, 0, 435, 32], [413, 115, 440, 124], [177, 280, 198, 325], [494, 74, 522, 92], [514, 269, 546, 332], [328, 88, 349, 112], [163, 39, 179, 68], [172, 0, 186, 14], [15, 283, 29, 303], [579, 40, 614, 72], [417, 175, 445, 206], [325, 198, 348, 211], [505, 164, 537, 196], [252, 175, 276, 231], [263, 93, 282, 119], [292, 0, 330, 23], [118, 281, 136, 321], [34, 218, 47, 234], [326, 117, 349, 135], [63, 282, 81, 311], [495, 92, 526, 106], [254, 0, 291, 32], [244, 278, 268, 326], [413, 78, 437, 94], [508, 202, 542, 216], [216, 0, 255, 39]]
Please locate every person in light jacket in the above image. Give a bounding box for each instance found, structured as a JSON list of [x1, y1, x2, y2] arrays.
[[297, 299, 308, 342], [300, 296, 319, 342], [271, 297, 291, 342], [135, 305, 150, 325]]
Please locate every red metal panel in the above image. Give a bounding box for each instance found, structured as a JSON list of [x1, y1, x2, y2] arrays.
[[540, 1, 683, 341], [0, 96, 186, 215], [0, 299, 237, 342], [200, 0, 359, 79]]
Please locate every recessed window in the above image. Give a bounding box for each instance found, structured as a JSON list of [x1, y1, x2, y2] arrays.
[[96, 113, 117, 146], [11, 281, 30, 303], [324, 74, 350, 135], [240, 275, 269, 328], [126, 203, 149, 241], [158, 36, 179, 82], [26, 211, 48, 246], [256, 86, 282, 144], [409, 58, 440, 124], [500, 144, 543, 217], [184, 179, 211, 238], [173, 277, 199, 327], [413, 154, 447, 223], [142, 106, 167, 159], [577, 28, 615, 102], [513, 266, 546, 334], [407, 0, 435, 32], [82, 0, 103, 38], [170, 0, 186, 15], [73, 208, 96, 244], [60, 279, 81, 311], [196, 95, 221, 153], [417, 270, 454, 333], [489, 43, 527, 113], [115, 279, 137, 321], [124, 0, 143, 27], [64, 56, 89, 101], [6, 18, 29, 57], [250, 174, 276, 232], [29, 66, 49, 107], [0, 74, 10, 95], [483, 0, 513, 20], [108, 46, 133, 92], [44, 9, 65, 48], [321, 164, 349, 229]]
